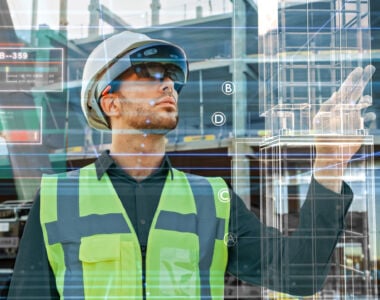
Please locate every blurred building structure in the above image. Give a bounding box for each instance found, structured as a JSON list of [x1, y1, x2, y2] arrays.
[[256, 0, 377, 298]]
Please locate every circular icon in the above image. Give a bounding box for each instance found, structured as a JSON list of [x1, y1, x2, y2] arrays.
[[218, 188, 230, 203], [211, 112, 226, 126], [224, 233, 237, 247], [222, 81, 235, 95]]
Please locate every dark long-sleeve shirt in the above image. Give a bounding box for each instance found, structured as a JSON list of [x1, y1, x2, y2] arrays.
[[8, 151, 353, 299]]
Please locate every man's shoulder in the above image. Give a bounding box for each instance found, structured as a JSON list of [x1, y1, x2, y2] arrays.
[[43, 162, 96, 176], [173, 168, 229, 188], [172, 168, 219, 180]]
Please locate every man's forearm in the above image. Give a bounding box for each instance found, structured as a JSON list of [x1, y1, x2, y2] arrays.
[[313, 159, 347, 194]]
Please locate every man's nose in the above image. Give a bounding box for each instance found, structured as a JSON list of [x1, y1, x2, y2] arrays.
[[159, 77, 174, 94]]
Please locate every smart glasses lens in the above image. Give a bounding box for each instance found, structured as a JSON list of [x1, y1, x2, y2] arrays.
[[133, 63, 184, 83], [97, 43, 188, 99]]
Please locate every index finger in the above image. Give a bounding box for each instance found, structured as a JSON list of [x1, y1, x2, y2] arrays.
[[337, 66, 363, 105], [362, 64, 376, 88], [337, 65, 375, 105]]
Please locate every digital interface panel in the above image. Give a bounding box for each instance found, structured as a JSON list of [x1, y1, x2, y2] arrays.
[[0, 48, 63, 92], [0, 106, 42, 144]]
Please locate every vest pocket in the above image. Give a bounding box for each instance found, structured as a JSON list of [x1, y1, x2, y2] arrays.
[[158, 247, 198, 296], [79, 235, 120, 262], [79, 235, 123, 298]]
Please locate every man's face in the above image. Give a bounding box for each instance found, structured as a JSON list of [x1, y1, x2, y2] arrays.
[[114, 71, 179, 134]]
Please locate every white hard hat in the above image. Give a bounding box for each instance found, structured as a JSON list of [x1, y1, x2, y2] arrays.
[[81, 31, 189, 130]]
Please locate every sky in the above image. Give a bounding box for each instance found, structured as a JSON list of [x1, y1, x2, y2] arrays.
[[8, 0, 232, 39]]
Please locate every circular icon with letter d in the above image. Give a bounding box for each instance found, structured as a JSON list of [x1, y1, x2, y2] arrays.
[[211, 112, 226, 126]]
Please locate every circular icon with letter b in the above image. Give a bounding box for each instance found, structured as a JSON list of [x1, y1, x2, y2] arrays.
[[222, 81, 235, 95]]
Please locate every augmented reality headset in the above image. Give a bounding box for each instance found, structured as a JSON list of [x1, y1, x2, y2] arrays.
[[95, 42, 189, 100]]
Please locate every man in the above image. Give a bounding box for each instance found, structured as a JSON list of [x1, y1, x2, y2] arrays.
[[8, 31, 374, 299]]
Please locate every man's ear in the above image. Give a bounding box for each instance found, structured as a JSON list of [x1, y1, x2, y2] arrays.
[[100, 93, 120, 118]]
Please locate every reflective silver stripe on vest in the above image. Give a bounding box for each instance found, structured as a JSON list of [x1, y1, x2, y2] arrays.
[[155, 174, 226, 300], [44, 170, 131, 299], [187, 173, 225, 300], [156, 211, 197, 233]]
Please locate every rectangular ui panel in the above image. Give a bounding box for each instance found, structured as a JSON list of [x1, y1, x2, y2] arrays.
[[0, 48, 63, 92], [0, 106, 42, 144]]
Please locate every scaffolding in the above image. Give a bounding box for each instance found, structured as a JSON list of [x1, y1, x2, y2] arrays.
[[258, 0, 377, 298]]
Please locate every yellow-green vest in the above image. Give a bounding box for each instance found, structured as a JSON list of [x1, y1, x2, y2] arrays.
[[40, 163, 230, 299]]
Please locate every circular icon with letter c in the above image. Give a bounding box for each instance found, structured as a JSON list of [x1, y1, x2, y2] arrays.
[[218, 188, 230, 203]]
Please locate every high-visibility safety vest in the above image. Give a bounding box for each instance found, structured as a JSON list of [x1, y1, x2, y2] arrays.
[[40, 163, 230, 299]]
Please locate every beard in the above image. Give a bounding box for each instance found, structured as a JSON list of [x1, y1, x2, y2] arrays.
[[126, 109, 179, 135]]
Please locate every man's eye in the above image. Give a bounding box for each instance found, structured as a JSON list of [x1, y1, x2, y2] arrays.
[[167, 72, 178, 81], [153, 72, 165, 80]]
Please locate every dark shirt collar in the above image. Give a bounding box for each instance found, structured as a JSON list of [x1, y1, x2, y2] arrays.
[[94, 150, 174, 181]]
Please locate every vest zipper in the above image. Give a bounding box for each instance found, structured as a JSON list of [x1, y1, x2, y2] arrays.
[[141, 245, 147, 300]]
